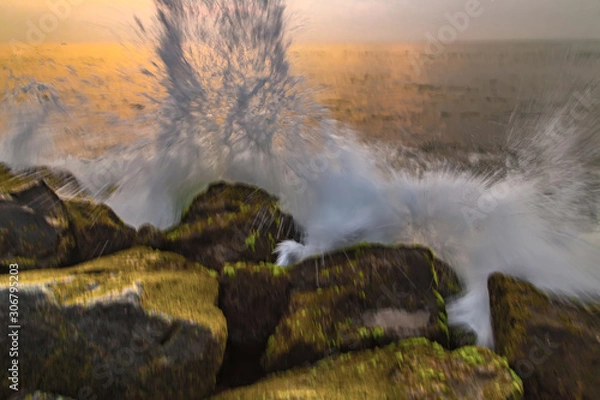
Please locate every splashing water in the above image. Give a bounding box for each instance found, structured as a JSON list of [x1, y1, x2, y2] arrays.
[[1, 0, 599, 348]]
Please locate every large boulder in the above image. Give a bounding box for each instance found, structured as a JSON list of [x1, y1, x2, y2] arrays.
[[0, 164, 136, 269], [489, 273, 600, 399], [63, 200, 136, 265], [0, 247, 227, 400], [262, 245, 451, 372], [212, 338, 523, 400], [217, 244, 458, 385], [163, 182, 299, 272], [0, 179, 75, 269]]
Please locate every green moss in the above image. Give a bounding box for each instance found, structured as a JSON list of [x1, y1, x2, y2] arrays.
[[455, 346, 487, 366], [267, 233, 276, 251], [216, 338, 523, 400], [488, 274, 551, 360], [0, 164, 33, 193], [166, 210, 252, 241], [222, 261, 289, 279], [245, 230, 259, 252], [10, 247, 226, 341], [372, 327, 385, 339]]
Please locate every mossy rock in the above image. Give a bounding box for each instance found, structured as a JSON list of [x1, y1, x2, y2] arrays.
[[0, 163, 83, 199], [262, 244, 450, 372], [0, 180, 75, 269], [135, 223, 166, 249], [0, 163, 135, 270], [431, 256, 463, 298], [0, 247, 227, 400], [163, 182, 299, 272], [0, 163, 34, 193], [489, 273, 600, 399], [212, 338, 523, 400], [64, 200, 136, 265], [18, 166, 84, 199]]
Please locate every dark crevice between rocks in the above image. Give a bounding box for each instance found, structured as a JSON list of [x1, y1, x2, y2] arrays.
[[214, 342, 268, 393], [214, 266, 292, 393]]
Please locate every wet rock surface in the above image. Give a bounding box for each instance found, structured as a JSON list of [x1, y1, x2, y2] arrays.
[[162, 182, 299, 272], [2, 166, 592, 399], [489, 273, 600, 400], [214, 244, 458, 390], [262, 245, 451, 372], [0, 248, 227, 400], [212, 338, 523, 400], [63, 200, 136, 265], [0, 179, 74, 269], [0, 165, 136, 269]]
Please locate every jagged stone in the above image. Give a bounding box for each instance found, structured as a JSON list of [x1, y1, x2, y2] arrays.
[[0, 179, 74, 269], [489, 273, 600, 400], [228, 244, 452, 373], [163, 182, 299, 272], [64, 200, 136, 264]]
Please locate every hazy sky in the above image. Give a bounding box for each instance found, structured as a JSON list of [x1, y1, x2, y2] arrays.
[[1, 0, 600, 44]]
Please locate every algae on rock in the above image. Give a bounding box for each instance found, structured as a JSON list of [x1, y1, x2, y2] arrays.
[[63, 200, 136, 265], [0, 163, 136, 269], [163, 182, 299, 271], [213, 338, 523, 400], [0, 178, 75, 269], [0, 247, 227, 400], [489, 273, 600, 400], [258, 244, 451, 371]]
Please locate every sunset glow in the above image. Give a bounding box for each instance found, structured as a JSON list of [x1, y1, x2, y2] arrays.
[[2, 0, 600, 44]]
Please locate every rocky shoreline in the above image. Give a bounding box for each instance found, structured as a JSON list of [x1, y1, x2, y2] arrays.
[[0, 164, 598, 399]]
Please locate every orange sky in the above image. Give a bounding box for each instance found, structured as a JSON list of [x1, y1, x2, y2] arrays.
[[1, 0, 600, 44]]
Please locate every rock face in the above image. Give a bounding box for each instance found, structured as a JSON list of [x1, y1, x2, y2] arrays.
[[0, 179, 74, 269], [64, 200, 136, 265], [489, 273, 600, 400], [0, 247, 227, 400], [0, 167, 531, 399], [217, 244, 456, 383], [162, 182, 299, 272], [263, 245, 452, 372], [0, 164, 136, 269], [212, 338, 523, 400], [0, 164, 83, 198]]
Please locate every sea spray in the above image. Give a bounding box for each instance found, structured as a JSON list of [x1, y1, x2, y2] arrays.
[[144, 0, 600, 347], [0, 0, 599, 348], [0, 78, 65, 169]]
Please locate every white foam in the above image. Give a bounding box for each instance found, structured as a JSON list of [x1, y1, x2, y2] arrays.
[[1, 0, 598, 348]]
